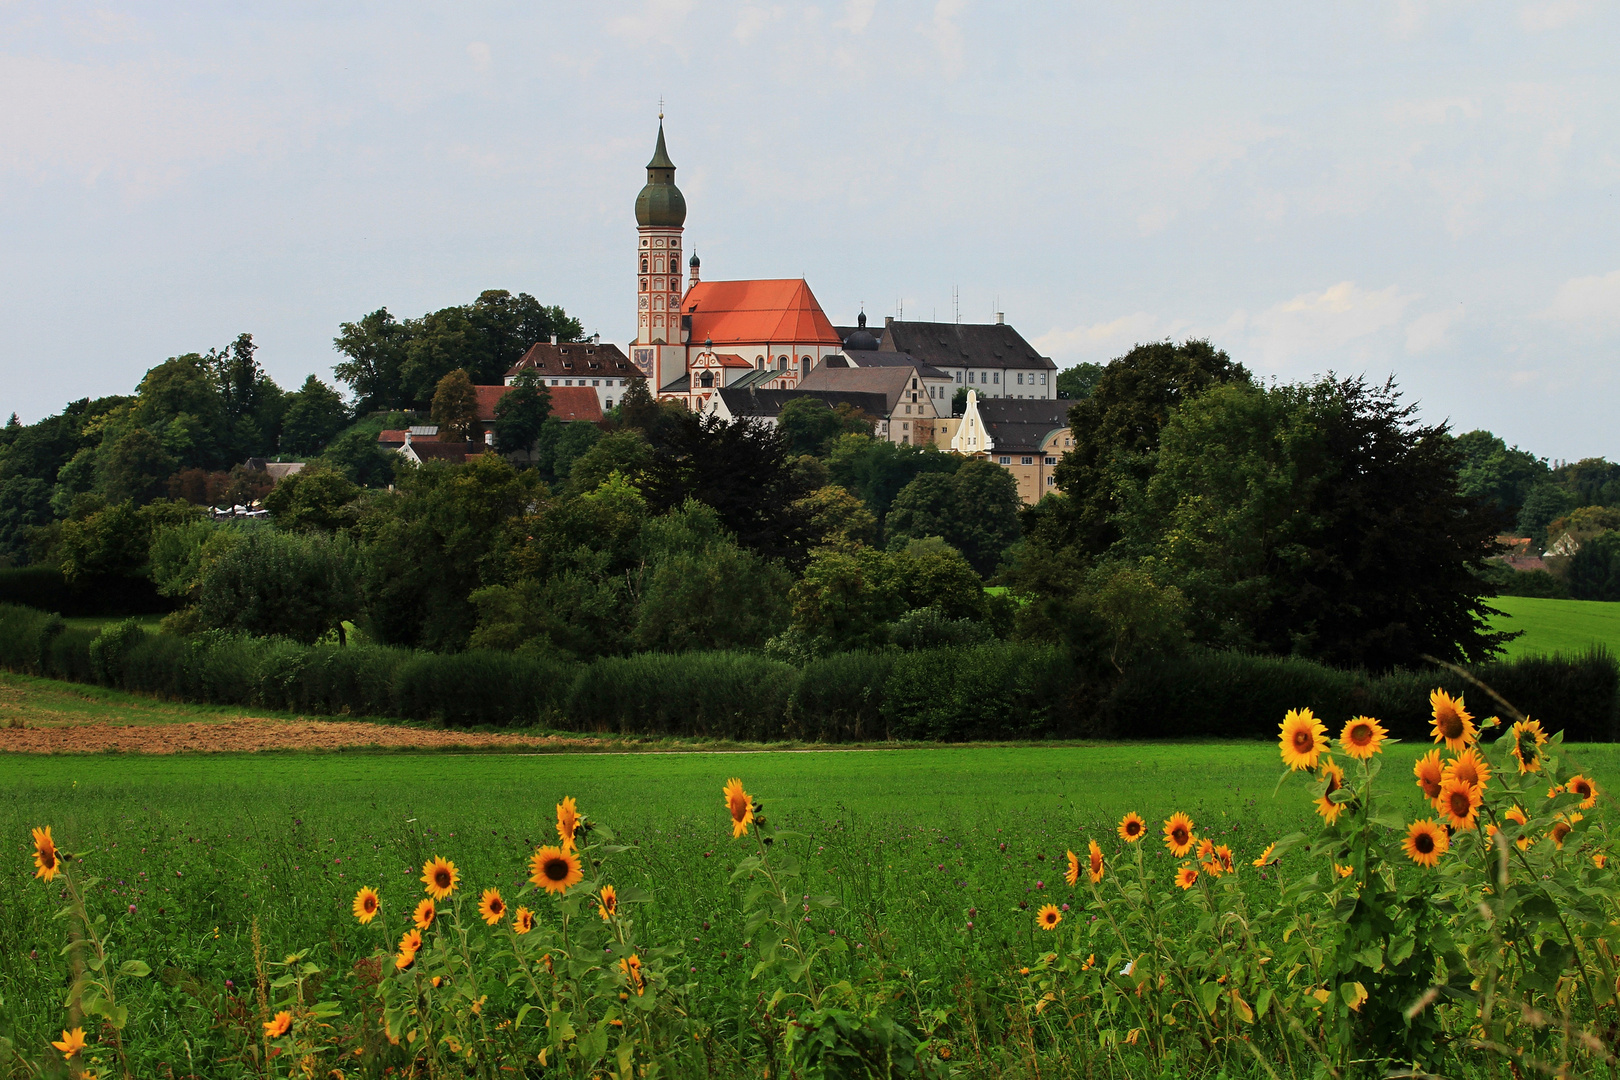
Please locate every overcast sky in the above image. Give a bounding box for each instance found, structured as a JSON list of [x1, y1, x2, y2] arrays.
[[2, 1, 1617, 460]]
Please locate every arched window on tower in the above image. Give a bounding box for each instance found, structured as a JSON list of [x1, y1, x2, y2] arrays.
[[699, 371, 714, 388], [641, 259, 648, 273]]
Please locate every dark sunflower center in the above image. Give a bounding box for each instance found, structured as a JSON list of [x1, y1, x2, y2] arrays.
[[435, 870, 451, 888], [1172, 827, 1188, 845], [364, 896, 376, 911], [1350, 725, 1371, 745], [1440, 714, 1462, 739], [1576, 782, 1591, 797], [1449, 792, 1470, 816], [1415, 832, 1435, 854], [544, 858, 570, 882], [490, 899, 503, 913], [1126, 821, 1140, 835], [1325, 775, 1339, 794], [1292, 730, 1312, 751], [41, 850, 56, 868]]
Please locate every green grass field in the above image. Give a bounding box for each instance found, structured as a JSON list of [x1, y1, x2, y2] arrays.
[[1487, 595, 1620, 659]]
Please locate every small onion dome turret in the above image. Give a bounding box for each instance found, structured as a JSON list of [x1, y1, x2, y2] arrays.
[[689, 251, 700, 268], [843, 310, 878, 351], [636, 122, 687, 227]]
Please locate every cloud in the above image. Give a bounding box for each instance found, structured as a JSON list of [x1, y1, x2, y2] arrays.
[[1248, 281, 1416, 366], [1034, 312, 1189, 363], [1405, 307, 1464, 353], [466, 42, 492, 73], [923, 0, 966, 76], [1542, 269, 1620, 332], [1521, 1, 1595, 31], [835, 0, 878, 33], [606, 0, 694, 43]]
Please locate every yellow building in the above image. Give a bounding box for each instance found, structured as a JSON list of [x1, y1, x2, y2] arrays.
[[933, 391, 1073, 504]]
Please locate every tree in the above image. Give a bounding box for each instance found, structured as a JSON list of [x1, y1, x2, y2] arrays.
[[319, 428, 399, 488], [775, 398, 872, 457], [1567, 532, 1620, 601], [131, 354, 230, 469], [398, 290, 584, 402], [54, 499, 201, 583], [1517, 484, 1581, 546], [279, 375, 350, 457], [333, 307, 410, 412], [616, 371, 663, 435], [493, 370, 552, 455], [0, 476, 53, 564], [263, 465, 362, 532], [1056, 362, 1104, 400], [194, 530, 363, 643], [824, 434, 961, 522], [566, 430, 653, 494], [793, 484, 879, 551], [430, 369, 479, 442], [1452, 430, 1547, 516], [1082, 561, 1189, 672], [100, 428, 178, 505], [885, 459, 1022, 576]]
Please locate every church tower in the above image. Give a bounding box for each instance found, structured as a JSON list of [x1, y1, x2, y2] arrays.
[[632, 118, 687, 391]]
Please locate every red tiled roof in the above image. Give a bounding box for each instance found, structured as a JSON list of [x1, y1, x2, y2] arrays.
[[378, 429, 408, 444], [549, 385, 604, 423], [476, 385, 511, 422], [682, 279, 841, 347], [696, 352, 754, 369]]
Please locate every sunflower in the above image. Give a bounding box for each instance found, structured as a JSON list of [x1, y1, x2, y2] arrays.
[[597, 884, 619, 922], [31, 826, 59, 882], [1334, 863, 1354, 879], [1252, 843, 1277, 868], [1595, 853, 1608, 869], [621, 953, 645, 994], [723, 777, 754, 838], [352, 886, 380, 924], [1566, 774, 1599, 809], [1413, 749, 1445, 804], [1197, 837, 1214, 861], [478, 888, 505, 926], [1438, 777, 1482, 831], [1442, 747, 1492, 792], [1429, 689, 1476, 751], [528, 845, 583, 895], [51, 1028, 87, 1059], [398, 928, 422, 954], [1064, 850, 1080, 888], [263, 1011, 292, 1039], [1551, 812, 1583, 849], [1087, 839, 1104, 884], [1214, 844, 1234, 875], [394, 947, 417, 972], [1505, 804, 1528, 826], [1315, 758, 1347, 825], [412, 898, 435, 931], [1117, 812, 1146, 843], [512, 907, 536, 935], [1508, 719, 1548, 774], [1278, 708, 1329, 771], [1338, 716, 1388, 760], [1403, 819, 1449, 868], [420, 856, 459, 900], [1201, 857, 1223, 879], [1162, 812, 1195, 857], [1036, 903, 1062, 930], [1175, 864, 1199, 890], [556, 796, 580, 852]]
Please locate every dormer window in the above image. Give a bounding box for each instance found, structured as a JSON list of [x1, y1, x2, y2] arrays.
[[699, 371, 714, 388]]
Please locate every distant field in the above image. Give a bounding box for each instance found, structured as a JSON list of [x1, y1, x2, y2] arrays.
[[1488, 595, 1620, 659]]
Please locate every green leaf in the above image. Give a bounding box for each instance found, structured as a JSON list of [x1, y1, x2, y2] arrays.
[[1387, 935, 1416, 966], [1194, 982, 1220, 1015], [1255, 987, 1273, 1018], [117, 960, 151, 978]]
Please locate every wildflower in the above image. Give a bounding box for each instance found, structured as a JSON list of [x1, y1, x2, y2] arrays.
[[1334, 863, 1353, 879], [1279, 708, 1328, 771], [1438, 777, 1482, 831], [1403, 820, 1449, 868], [51, 1028, 86, 1059], [263, 1012, 292, 1039], [1214, 844, 1234, 875], [1551, 812, 1583, 849], [352, 886, 380, 924], [1117, 812, 1146, 842], [1413, 749, 1445, 803], [528, 846, 583, 895], [598, 884, 618, 921], [1548, 783, 1563, 799], [420, 857, 459, 900], [1315, 758, 1346, 825], [32, 826, 59, 882], [478, 889, 505, 926], [1197, 837, 1214, 861], [1036, 903, 1062, 930], [1429, 689, 1476, 751], [1162, 812, 1195, 858], [1338, 716, 1387, 760], [1081, 954, 1095, 971], [723, 777, 754, 838], [556, 796, 579, 852], [1175, 864, 1198, 890], [621, 953, 645, 995], [1594, 853, 1607, 869], [512, 907, 536, 935], [1509, 719, 1548, 774], [1087, 840, 1104, 884], [1566, 774, 1599, 809], [1442, 747, 1492, 792], [412, 898, 435, 930], [1252, 843, 1277, 868]]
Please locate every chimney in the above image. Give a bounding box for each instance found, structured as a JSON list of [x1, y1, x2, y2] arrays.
[[995, 312, 1005, 325], [551, 334, 558, 345], [885, 316, 894, 327]]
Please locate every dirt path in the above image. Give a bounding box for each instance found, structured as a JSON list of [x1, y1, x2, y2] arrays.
[[0, 718, 603, 754]]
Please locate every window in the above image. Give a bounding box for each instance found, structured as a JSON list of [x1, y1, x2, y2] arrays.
[[564, 379, 572, 385], [1046, 476, 1055, 485], [902, 421, 910, 430], [1021, 456, 1033, 465], [641, 259, 648, 273], [1044, 456, 1057, 465], [904, 404, 911, 415], [778, 355, 787, 369], [954, 372, 962, 383], [592, 379, 600, 386], [699, 371, 714, 388], [912, 392, 918, 402], [968, 372, 975, 383], [1016, 373, 1024, 385], [606, 399, 614, 409], [1041, 373, 1048, 385], [998, 456, 1011, 465], [550, 379, 558, 385], [911, 378, 918, 389], [993, 372, 1000, 384], [641, 239, 649, 247]]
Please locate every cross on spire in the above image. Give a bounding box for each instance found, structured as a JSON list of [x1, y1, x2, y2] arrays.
[[658, 96, 664, 120]]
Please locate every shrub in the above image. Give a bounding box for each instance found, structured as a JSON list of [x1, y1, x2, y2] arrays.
[[392, 649, 577, 727], [0, 603, 63, 674], [565, 651, 798, 739], [0, 566, 172, 617], [784, 651, 897, 740], [88, 619, 147, 687], [882, 643, 1080, 741]]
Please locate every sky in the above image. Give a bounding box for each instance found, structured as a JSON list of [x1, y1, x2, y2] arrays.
[[1, 1, 1617, 460]]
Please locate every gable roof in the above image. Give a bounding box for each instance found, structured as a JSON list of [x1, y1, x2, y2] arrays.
[[715, 387, 891, 421], [797, 364, 932, 415], [475, 385, 510, 422], [975, 396, 1072, 453], [682, 279, 841, 347], [879, 319, 1055, 371], [548, 385, 605, 423], [505, 341, 634, 379], [693, 351, 754, 369], [837, 350, 952, 380]]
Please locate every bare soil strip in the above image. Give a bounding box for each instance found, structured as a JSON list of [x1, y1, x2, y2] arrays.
[[0, 718, 602, 754]]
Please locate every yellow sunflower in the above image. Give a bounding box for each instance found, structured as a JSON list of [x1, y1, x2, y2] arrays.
[[1201, 857, 1223, 879], [1087, 839, 1104, 884], [478, 888, 505, 926], [723, 777, 754, 838], [1413, 749, 1445, 804], [1334, 863, 1354, 879], [621, 953, 645, 994], [597, 884, 619, 922], [1505, 804, 1528, 826], [31, 826, 59, 882], [1551, 812, 1583, 849], [1252, 843, 1277, 868], [528, 845, 583, 895], [1338, 715, 1388, 760], [1278, 708, 1329, 771], [1507, 718, 1548, 774], [1036, 903, 1062, 930], [1438, 777, 1482, 831], [1403, 819, 1449, 868], [395, 928, 422, 971], [1442, 747, 1492, 792], [512, 907, 536, 935], [1595, 853, 1607, 869], [556, 796, 580, 852], [1566, 774, 1599, 809], [1196, 837, 1214, 861], [420, 856, 459, 900], [412, 898, 435, 930], [51, 1028, 87, 1059], [1315, 758, 1347, 825], [1162, 812, 1195, 858], [263, 1011, 292, 1039], [1064, 850, 1080, 888], [1175, 864, 1199, 890], [351, 886, 380, 924], [1214, 844, 1234, 875], [1429, 689, 1476, 751], [1116, 812, 1146, 843]]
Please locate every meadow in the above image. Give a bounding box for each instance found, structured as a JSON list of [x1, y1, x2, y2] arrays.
[[1489, 595, 1620, 660], [4, 738, 1620, 1077]]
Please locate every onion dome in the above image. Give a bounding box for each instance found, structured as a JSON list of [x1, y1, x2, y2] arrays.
[[843, 310, 878, 350], [635, 122, 687, 227]]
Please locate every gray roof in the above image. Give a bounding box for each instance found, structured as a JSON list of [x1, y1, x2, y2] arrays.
[[838, 351, 951, 380], [716, 387, 891, 421], [798, 364, 933, 416], [879, 319, 1055, 371], [976, 397, 1072, 454], [658, 373, 691, 394]]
